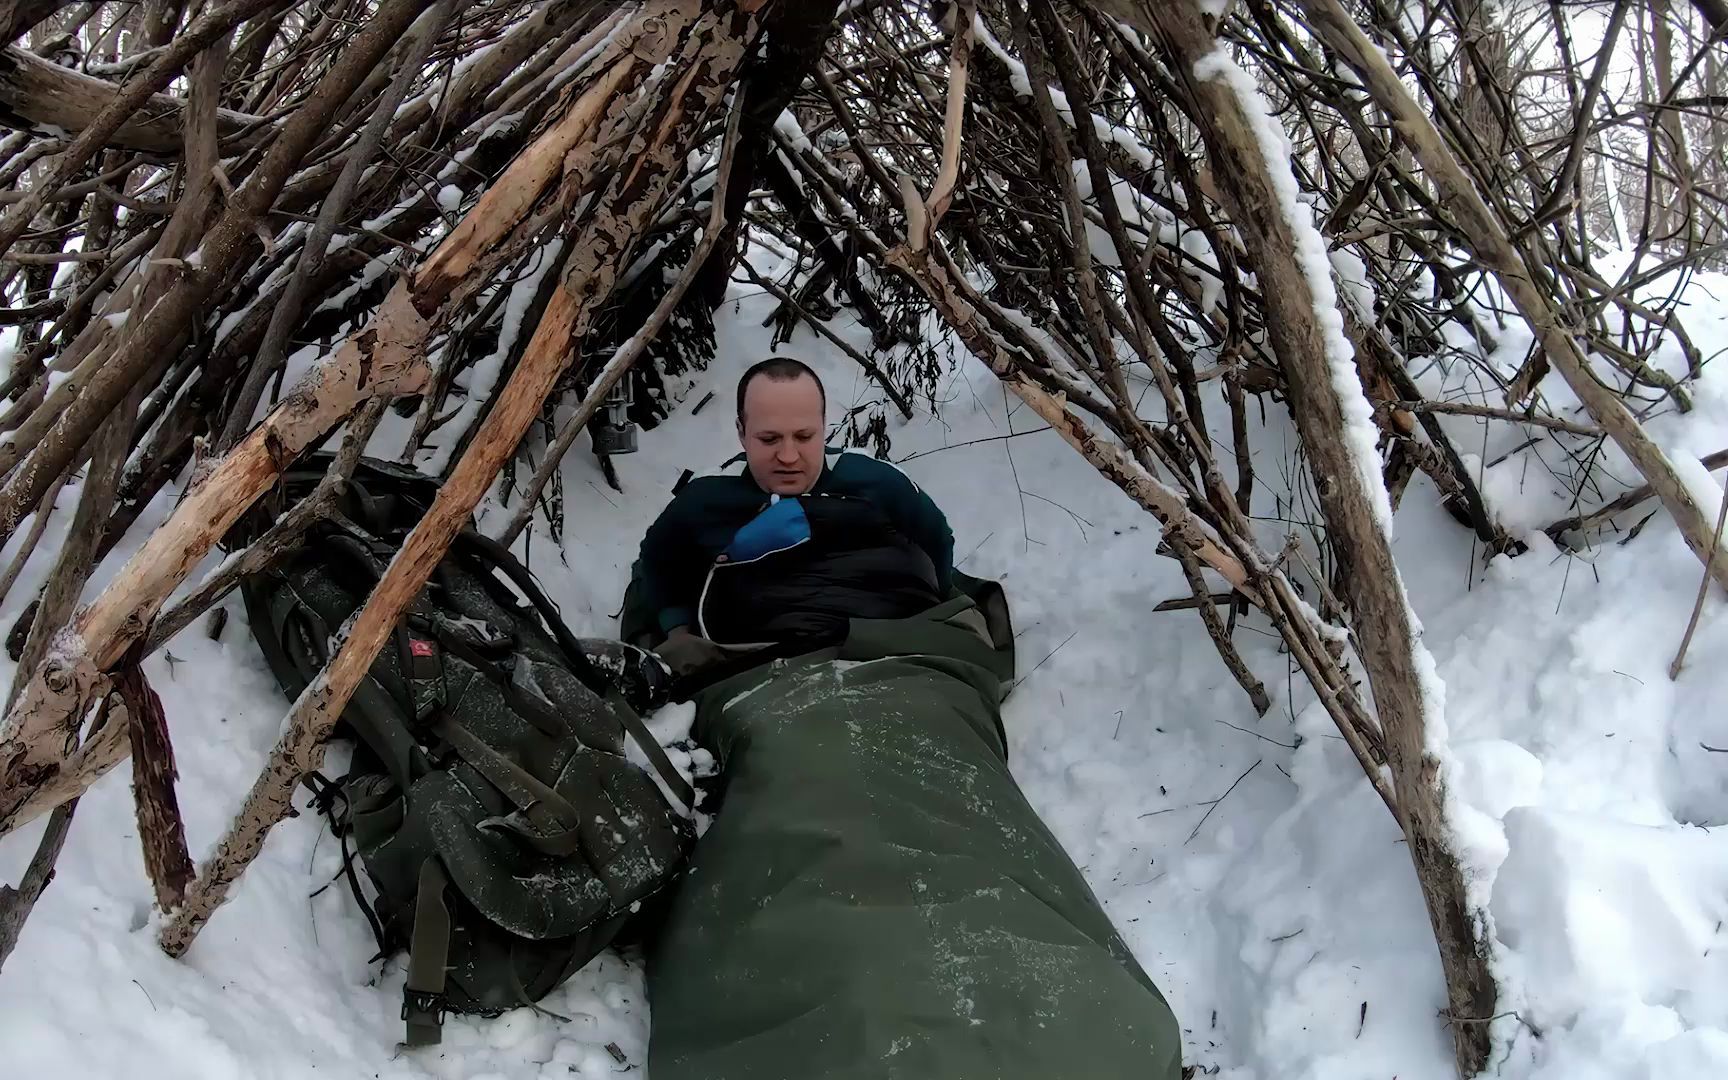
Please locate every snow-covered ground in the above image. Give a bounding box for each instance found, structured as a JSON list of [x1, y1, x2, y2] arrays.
[[2, 248, 1726, 1079]]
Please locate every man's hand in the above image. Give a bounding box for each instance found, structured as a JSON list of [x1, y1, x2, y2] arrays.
[[656, 625, 729, 678]]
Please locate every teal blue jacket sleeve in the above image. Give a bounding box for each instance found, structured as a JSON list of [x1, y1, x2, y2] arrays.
[[638, 497, 700, 634], [860, 457, 954, 592]]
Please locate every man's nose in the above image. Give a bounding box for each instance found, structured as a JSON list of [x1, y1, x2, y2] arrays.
[[775, 445, 799, 463]]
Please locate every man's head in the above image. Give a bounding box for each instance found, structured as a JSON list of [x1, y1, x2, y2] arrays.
[[736, 357, 826, 495]]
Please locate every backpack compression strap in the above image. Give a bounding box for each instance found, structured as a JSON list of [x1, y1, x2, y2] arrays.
[[403, 858, 452, 1047], [457, 531, 695, 811]]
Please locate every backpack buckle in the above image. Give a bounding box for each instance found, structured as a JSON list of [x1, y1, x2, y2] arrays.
[[402, 988, 448, 1027]]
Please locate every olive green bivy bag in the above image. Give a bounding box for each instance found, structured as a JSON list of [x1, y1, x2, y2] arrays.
[[641, 582, 1184, 1078]]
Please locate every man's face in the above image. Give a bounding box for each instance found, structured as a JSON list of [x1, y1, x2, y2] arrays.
[[738, 374, 825, 495]]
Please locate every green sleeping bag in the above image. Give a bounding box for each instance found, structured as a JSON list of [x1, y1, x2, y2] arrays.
[[643, 587, 1183, 1079]]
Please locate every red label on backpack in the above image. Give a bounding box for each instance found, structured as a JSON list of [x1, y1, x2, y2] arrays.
[[410, 639, 435, 658]]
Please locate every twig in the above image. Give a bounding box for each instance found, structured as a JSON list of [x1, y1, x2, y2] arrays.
[[0, 472, 67, 611], [1670, 480, 1728, 679], [1010, 629, 1078, 692], [1547, 447, 1728, 542], [1398, 399, 1600, 437], [1153, 592, 1236, 612], [1214, 717, 1295, 749], [0, 249, 112, 264], [895, 426, 1052, 462], [1187, 759, 1261, 843], [1178, 543, 1271, 715]]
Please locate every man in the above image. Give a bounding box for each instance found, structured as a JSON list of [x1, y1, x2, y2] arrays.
[[635, 357, 953, 677]]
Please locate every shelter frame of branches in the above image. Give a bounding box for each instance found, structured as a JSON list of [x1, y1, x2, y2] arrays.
[[2, 2, 1726, 1075]]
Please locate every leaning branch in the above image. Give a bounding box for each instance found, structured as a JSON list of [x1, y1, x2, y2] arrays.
[[0, 46, 270, 154]]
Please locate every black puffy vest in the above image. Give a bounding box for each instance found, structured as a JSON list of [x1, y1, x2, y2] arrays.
[[696, 493, 941, 648]]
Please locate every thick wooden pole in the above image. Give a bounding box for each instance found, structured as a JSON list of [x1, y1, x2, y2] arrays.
[[1122, 3, 1496, 1074]]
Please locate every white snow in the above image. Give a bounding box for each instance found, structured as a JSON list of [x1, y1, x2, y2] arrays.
[[772, 109, 815, 157], [3, 239, 1728, 1080]]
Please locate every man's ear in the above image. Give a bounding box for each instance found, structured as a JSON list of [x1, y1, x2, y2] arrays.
[[736, 417, 747, 445]]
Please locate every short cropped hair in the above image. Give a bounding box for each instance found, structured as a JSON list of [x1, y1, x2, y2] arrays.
[[736, 356, 826, 425]]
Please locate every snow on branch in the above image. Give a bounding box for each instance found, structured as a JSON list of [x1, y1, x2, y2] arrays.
[[1193, 46, 1393, 538]]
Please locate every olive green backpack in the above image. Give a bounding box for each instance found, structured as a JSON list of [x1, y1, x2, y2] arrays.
[[237, 455, 693, 1047]]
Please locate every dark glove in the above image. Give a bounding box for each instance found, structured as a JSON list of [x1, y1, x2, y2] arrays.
[[655, 626, 729, 678], [575, 638, 673, 713]]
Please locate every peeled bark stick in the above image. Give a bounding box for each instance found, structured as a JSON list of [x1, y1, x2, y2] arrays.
[[6, 44, 229, 703], [0, 0, 430, 547], [218, 0, 458, 452], [923, 0, 974, 232], [11, 383, 142, 715], [496, 86, 748, 549], [1288, 0, 1728, 597], [160, 0, 760, 956], [1140, 3, 1495, 1074], [0, 0, 283, 261], [0, 20, 644, 828], [145, 399, 389, 655]]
